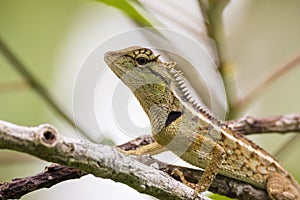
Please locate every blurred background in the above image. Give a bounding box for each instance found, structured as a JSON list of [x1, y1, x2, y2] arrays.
[[0, 0, 300, 199]]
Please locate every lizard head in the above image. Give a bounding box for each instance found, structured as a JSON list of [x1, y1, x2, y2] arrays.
[[104, 46, 161, 79], [104, 46, 173, 92], [104, 46, 181, 115]]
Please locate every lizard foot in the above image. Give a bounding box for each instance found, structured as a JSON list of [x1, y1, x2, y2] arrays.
[[171, 168, 197, 189], [171, 168, 204, 199]]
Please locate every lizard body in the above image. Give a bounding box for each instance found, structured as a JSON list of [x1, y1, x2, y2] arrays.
[[104, 46, 300, 199]]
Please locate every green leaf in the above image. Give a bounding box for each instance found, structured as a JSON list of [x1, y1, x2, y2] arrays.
[[209, 193, 234, 200], [96, 0, 154, 27]]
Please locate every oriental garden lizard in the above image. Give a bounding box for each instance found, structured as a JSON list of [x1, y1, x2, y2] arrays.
[[104, 46, 300, 200]]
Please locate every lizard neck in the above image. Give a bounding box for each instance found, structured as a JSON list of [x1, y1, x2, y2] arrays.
[[133, 84, 182, 117], [133, 84, 183, 135]]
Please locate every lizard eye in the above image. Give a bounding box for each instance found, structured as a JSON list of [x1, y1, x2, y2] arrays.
[[136, 57, 149, 65]]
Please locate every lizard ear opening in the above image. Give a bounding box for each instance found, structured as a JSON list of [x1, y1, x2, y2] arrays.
[[165, 111, 182, 127]]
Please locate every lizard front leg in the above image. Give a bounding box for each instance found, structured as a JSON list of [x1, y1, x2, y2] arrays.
[[193, 140, 225, 198], [174, 133, 225, 198], [118, 141, 166, 155]]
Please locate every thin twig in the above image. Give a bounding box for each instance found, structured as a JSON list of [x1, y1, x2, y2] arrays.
[[198, 0, 237, 119], [232, 51, 300, 113], [230, 52, 300, 159], [226, 114, 300, 135], [0, 35, 88, 139], [0, 164, 86, 199]]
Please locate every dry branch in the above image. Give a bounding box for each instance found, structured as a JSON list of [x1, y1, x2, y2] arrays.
[[0, 165, 85, 199], [0, 118, 284, 199], [0, 120, 209, 200], [1, 113, 299, 199], [226, 114, 300, 135]]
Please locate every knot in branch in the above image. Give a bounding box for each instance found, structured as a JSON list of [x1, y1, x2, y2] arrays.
[[36, 124, 58, 147]]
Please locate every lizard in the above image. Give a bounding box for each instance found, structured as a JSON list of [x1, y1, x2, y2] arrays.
[[104, 46, 300, 200]]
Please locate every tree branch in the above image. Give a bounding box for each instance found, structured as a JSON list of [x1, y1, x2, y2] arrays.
[[0, 164, 85, 199], [0, 155, 268, 200], [0, 120, 209, 200], [228, 113, 300, 159], [226, 114, 300, 135], [1, 113, 297, 199]]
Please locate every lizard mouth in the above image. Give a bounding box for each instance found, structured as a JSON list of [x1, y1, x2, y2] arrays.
[[104, 50, 128, 78]]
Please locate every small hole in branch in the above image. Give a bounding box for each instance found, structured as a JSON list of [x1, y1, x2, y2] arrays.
[[38, 125, 58, 146], [44, 131, 56, 141]]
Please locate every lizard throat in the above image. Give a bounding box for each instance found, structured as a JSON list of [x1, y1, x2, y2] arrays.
[[133, 85, 182, 113]]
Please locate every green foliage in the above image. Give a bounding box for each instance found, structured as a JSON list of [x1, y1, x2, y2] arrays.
[[97, 0, 154, 27], [209, 193, 235, 200], [0, 0, 79, 126]]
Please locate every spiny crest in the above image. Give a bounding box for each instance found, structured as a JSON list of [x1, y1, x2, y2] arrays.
[[164, 61, 224, 126], [167, 64, 246, 135]]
